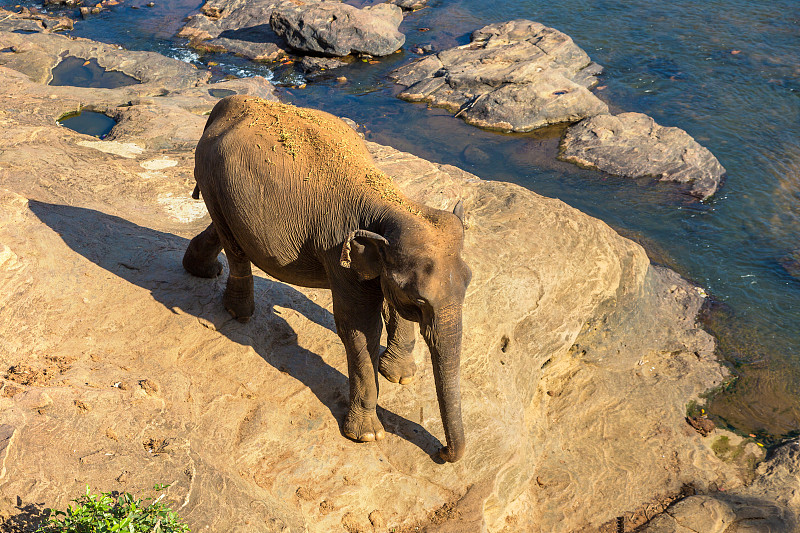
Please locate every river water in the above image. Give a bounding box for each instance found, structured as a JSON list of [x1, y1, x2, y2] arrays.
[[7, 0, 799, 443]]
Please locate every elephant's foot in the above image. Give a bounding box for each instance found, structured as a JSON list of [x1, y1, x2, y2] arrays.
[[224, 275, 254, 323], [379, 348, 417, 385], [184, 256, 223, 278], [183, 224, 223, 278], [343, 405, 385, 442]]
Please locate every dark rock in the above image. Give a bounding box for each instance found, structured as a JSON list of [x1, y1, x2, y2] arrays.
[[298, 55, 348, 77], [44, 0, 82, 6], [461, 144, 490, 166], [204, 36, 283, 62], [559, 112, 726, 199], [269, 2, 404, 57], [780, 250, 800, 279], [388, 0, 428, 11], [389, 19, 608, 132], [687, 415, 716, 436]]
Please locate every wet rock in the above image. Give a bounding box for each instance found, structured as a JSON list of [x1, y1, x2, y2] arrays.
[[686, 415, 716, 436], [298, 55, 349, 77], [270, 2, 404, 57], [0, 7, 74, 33], [461, 144, 490, 166], [177, 0, 289, 62], [388, 0, 429, 11], [43, 0, 83, 6], [390, 19, 608, 132], [780, 249, 800, 279], [559, 112, 726, 199]]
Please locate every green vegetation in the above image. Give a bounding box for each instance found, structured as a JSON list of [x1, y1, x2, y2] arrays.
[[37, 485, 189, 533]]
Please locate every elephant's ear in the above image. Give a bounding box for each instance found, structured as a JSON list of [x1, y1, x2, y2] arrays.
[[340, 229, 389, 280]]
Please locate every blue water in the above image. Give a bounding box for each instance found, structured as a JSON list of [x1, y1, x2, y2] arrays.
[[9, 0, 799, 441]]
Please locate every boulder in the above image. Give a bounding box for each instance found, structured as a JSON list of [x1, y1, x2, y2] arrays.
[[270, 2, 404, 57], [559, 112, 726, 200], [390, 19, 608, 132], [641, 439, 800, 532]]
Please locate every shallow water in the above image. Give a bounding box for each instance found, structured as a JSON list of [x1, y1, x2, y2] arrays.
[[58, 110, 117, 139], [7, 0, 799, 442], [50, 56, 140, 88]]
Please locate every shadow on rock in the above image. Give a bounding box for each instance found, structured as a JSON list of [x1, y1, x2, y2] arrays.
[[28, 200, 441, 457], [218, 25, 281, 44], [1, 502, 48, 533]]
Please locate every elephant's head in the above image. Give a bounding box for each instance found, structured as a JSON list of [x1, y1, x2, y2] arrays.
[[340, 202, 471, 462]]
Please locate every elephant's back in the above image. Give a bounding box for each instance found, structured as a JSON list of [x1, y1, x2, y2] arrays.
[[199, 96, 373, 179]]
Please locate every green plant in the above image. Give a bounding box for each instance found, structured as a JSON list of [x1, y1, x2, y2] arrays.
[[37, 485, 189, 533]]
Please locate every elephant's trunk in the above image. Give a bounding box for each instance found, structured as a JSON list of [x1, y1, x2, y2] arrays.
[[422, 303, 465, 463]]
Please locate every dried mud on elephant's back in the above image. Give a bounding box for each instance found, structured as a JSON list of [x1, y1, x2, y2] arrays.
[[233, 97, 424, 217]]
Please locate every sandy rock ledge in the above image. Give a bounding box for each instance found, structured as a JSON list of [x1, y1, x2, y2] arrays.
[[0, 27, 788, 533]]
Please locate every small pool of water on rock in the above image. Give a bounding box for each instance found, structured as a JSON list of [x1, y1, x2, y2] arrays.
[[58, 110, 116, 139], [50, 56, 139, 88]]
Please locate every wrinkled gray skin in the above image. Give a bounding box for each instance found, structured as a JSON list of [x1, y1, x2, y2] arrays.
[[183, 96, 471, 462]]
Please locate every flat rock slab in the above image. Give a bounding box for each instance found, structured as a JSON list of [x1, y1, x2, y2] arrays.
[[0, 29, 209, 89], [390, 19, 608, 132], [0, 7, 73, 33], [270, 2, 404, 57], [559, 112, 726, 199]]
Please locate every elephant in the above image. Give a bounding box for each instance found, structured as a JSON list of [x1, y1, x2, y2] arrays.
[[183, 95, 471, 462]]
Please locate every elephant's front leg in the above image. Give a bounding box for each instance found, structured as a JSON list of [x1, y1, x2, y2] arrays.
[[379, 302, 417, 384], [333, 288, 385, 442]]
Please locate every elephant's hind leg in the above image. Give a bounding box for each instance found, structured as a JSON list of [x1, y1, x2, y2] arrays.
[[223, 253, 255, 323], [183, 223, 223, 278], [379, 302, 417, 385]]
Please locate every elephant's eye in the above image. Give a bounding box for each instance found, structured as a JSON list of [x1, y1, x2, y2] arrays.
[[415, 298, 427, 306]]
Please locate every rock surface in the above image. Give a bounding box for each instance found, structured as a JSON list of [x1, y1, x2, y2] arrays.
[[390, 19, 608, 132], [177, 0, 289, 62], [559, 112, 726, 200], [0, 28, 789, 533], [0, 7, 73, 33], [641, 439, 800, 532], [0, 27, 276, 125], [270, 2, 404, 57], [388, 0, 429, 11], [179, 0, 404, 62]]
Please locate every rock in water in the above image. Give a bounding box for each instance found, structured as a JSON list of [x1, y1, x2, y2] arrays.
[[177, 0, 289, 62], [390, 19, 608, 132], [559, 112, 726, 199], [269, 2, 404, 57]]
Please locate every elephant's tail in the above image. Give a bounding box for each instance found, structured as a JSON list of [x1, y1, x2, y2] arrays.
[[192, 184, 201, 200]]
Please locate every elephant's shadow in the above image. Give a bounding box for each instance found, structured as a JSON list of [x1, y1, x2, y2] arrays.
[[28, 200, 441, 458]]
